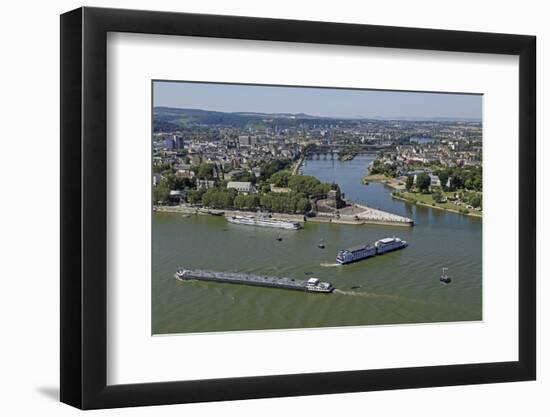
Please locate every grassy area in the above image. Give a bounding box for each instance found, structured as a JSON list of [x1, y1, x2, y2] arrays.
[[362, 174, 406, 190], [362, 174, 387, 183], [393, 190, 482, 218]]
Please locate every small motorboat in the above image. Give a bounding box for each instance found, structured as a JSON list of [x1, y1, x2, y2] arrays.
[[276, 235, 283, 241], [440, 267, 451, 284], [318, 238, 325, 249]]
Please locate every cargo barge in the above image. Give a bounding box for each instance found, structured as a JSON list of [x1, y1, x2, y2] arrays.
[[175, 268, 334, 293]]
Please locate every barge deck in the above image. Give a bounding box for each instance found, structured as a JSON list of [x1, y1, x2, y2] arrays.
[[176, 268, 334, 293]]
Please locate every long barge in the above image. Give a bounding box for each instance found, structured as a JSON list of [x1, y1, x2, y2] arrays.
[[175, 268, 334, 293]]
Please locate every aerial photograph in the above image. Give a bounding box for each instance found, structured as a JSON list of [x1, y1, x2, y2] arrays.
[[151, 81, 483, 334]]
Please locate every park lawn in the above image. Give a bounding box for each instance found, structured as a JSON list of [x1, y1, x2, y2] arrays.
[[362, 174, 388, 182], [363, 174, 406, 190], [396, 190, 482, 217]]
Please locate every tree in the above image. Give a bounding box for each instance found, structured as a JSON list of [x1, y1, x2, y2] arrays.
[[234, 194, 260, 210], [416, 173, 431, 193], [469, 194, 482, 208], [257, 181, 271, 194], [153, 162, 172, 174], [437, 171, 449, 190], [470, 176, 482, 191], [257, 191, 310, 214], [405, 175, 414, 191], [232, 171, 256, 183], [233, 194, 246, 209], [313, 183, 331, 198], [153, 178, 170, 204], [432, 189, 444, 203], [295, 198, 311, 213], [196, 163, 215, 180], [369, 159, 398, 177], [260, 194, 273, 211], [186, 189, 204, 205], [287, 175, 330, 197], [449, 175, 463, 191], [269, 170, 291, 187], [260, 159, 291, 179], [245, 194, 260, 209], [201, 188, 237, 209]]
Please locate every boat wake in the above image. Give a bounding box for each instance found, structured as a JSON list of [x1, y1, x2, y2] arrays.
[[320, 262, 341, 268], [334, 289, 376, 298], [333, 289, 424, 304]]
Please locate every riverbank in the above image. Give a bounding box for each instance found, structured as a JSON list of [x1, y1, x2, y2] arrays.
[[308, 215, 412, 227], [362, 174, 406, 191], [154, 205, 306, 222], [391, 193, 482, 218], [291, 155, 305, 175], [154, 202, 413, 226]]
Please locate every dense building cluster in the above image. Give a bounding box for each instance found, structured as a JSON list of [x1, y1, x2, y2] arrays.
[[152, 107, 482, 214]]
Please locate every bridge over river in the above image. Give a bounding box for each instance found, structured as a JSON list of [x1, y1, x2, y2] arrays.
[[304, 144, 392, 160]]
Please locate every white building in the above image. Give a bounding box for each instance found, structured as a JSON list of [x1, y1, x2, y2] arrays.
[[196, 179, 216, 190], [227, 181, 257, 194], [238, 135, 258, 147], [152, 173, 161, 187], [429, 174, 441, 187]]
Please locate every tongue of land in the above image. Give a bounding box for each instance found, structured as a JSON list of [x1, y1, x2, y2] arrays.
[[310, 203, 413, 226]]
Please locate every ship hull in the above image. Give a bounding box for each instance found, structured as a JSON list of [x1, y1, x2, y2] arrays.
[[176, 269, 333, 293], [227, 216, 301, 230], [375, 243, 407, 254], [336, 238, 407, 264], [336, 252, 377, 265]]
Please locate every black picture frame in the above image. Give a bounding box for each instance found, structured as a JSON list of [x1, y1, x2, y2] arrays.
[[60, 6, 536, 410]]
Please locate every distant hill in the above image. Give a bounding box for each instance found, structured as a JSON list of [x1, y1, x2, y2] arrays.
[[368, 115, 482, 122], [152, 106, 481, 131], [153, 107, 344, 131]]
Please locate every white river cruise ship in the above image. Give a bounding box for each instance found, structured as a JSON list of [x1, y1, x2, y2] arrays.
[[227, 215, 301, 230], [336, 236, 407, 264], [374, 237, 408, 254]]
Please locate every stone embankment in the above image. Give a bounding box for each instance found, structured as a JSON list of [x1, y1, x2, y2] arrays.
[[311, 203, 413, 227], [154, 202, 413, 227]]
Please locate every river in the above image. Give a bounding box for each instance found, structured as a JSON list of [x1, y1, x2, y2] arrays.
[[152, 154, 482, 334]]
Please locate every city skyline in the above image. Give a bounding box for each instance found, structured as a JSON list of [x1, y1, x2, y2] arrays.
[[153, 81, 482, 121]]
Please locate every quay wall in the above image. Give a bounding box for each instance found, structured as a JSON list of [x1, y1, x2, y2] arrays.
[[291, 155, 306, 175], [154, 202, 413, 226]]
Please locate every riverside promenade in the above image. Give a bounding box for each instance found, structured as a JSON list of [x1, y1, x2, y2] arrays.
[[154, 202, 413, 227], [312, 203, 413, 227], [291, 155, 305, 175], [349, 203, 413, 225]]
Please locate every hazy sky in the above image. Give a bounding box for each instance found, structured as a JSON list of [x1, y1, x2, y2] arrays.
[[153, 81, 482, 120]]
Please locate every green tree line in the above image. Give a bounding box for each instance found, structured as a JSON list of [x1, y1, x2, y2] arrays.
[[189, 186, 311, 214]]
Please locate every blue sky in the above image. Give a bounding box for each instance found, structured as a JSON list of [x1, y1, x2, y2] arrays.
[[153, 81, 482, 120]]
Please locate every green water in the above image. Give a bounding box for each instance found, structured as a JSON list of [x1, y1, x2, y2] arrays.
[[152, 155, 482, 334]]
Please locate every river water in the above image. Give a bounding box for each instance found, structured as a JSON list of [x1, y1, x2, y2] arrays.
[[152, 155, 482, 334]]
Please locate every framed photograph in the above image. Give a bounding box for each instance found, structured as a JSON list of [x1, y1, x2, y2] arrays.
[[60, 6, 536, 409]]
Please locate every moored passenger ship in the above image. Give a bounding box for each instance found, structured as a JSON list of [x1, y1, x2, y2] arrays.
[[336, 236, 407, 264], [226, 215, 301, 230]]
